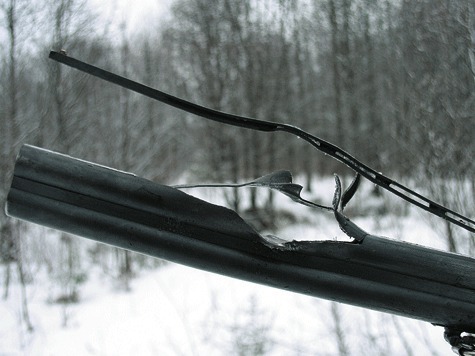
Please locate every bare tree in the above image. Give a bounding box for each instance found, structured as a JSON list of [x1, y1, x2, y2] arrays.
[[0, 0, 35, 332], [328, 0, 346, 159], [398, 0, 475, 253], [331, 303, 349, 356], [36, 0, 97, 309]]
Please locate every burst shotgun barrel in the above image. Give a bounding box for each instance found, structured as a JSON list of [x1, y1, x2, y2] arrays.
[[5, 144, 475, 332]]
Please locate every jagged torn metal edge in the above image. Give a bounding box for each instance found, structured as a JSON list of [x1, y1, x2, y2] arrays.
[[174, 170, 333, 211], [333, 175, 368, 243], [341, 173, 361, 211], [175, 171, 368, 243]]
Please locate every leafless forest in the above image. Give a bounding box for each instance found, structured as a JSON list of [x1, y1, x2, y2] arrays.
[[0, 0, 474, 354]]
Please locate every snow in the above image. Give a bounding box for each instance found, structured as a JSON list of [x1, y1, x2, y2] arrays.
[[0, 175, 459, 355], [1, 261, 453, 355]]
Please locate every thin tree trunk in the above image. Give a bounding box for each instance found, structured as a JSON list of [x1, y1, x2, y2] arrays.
[[15, 223, 34, 332], [3, 264, 11, 300], [331, 303, 349, 356], [341, 0, 358, 154], [329, 0, 345, 152]]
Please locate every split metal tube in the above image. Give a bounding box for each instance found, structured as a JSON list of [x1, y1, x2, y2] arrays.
[[5, 144, 475, 332]]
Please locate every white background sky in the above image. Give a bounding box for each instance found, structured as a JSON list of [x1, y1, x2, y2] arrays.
[[88, 0, 174, 36]]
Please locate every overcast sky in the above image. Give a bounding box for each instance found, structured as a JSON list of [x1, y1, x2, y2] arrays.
[[88, 0, 174, 36]]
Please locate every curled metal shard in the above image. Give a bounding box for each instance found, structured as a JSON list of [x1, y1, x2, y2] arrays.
[[175, 170, 332, 211], [341, 173, 361, 211]]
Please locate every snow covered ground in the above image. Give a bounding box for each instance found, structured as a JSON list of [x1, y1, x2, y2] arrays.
[[0, 176, 459, 355]]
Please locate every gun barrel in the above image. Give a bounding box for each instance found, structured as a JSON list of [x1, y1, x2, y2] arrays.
[[5, 145, 475, 332]]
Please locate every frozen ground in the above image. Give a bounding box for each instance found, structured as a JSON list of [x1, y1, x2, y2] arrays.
[[0, 175, 459, 355]]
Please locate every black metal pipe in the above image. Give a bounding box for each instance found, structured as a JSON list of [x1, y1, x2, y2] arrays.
[[5, 145, 475, 332]]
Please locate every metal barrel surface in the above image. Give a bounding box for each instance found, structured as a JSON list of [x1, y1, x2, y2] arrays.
[[5, 144, 475, 332]]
